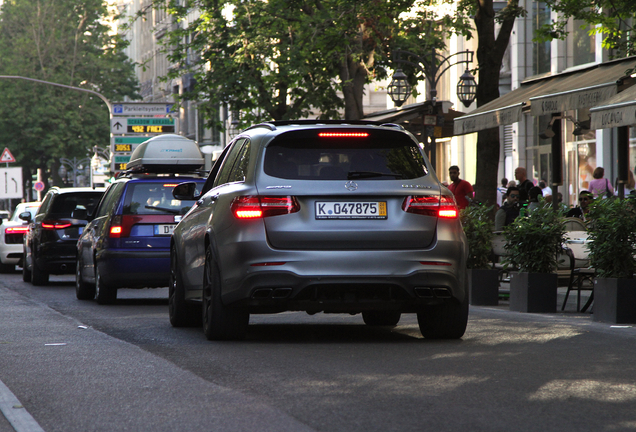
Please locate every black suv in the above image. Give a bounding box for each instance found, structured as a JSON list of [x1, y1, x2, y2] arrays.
[[75, 134, 206, 304], [23, 186, 106, 285]]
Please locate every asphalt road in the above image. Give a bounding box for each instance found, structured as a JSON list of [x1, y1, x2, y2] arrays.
[[2, 271, 636, 432]]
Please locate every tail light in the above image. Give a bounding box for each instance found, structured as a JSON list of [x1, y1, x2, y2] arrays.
[[5, 226, 29, 235], [41, 220, 72, 230], [231, 196, 300, 219], [402, 195, 458, 219], [109, 215, 143, 238]]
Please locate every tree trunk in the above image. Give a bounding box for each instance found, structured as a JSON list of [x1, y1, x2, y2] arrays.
[[340, 56, 367, 120], [472, 0, 518, 206]]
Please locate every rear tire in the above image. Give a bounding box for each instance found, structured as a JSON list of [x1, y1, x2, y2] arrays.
[[31, 257, 49, 286], [202, 245, 249, 340], [417, 294, 469, 339], [95, 265, 117, 304], [169, 246, 202, 327], [76, 259, 96, 300], [22, 258, 31, 282], [362, 311, 401, 326]]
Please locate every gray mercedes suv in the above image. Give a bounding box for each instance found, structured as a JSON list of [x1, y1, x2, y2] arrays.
[[170, 120, 468, 340]]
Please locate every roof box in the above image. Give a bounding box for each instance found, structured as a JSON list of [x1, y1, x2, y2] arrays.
[[126, 134, 204, 173]]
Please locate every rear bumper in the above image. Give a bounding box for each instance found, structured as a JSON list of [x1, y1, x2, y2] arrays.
[[96, 248, 170, 288], [215, 240, 468, 313], [35, 242, 77, 274]]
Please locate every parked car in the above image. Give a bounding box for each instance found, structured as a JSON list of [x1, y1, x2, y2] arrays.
[[23, 187, 105, 285], [0, 202, 41, 272], [169, 120, 469, 340], [76, 135, 206, 304]]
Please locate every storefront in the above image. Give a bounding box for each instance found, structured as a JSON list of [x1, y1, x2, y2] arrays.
[[453, 56, 636, 207]]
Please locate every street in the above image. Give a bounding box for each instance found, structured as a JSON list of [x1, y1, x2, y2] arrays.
[[2, 272, 636, 432]]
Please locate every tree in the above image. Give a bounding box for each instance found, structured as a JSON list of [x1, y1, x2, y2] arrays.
[[157, 0, 418, 127], [0, 0, 139, 196], [536, 0, 636, 57]]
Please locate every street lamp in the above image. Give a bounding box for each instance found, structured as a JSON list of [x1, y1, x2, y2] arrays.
[[60, 157, 91, 187], [387, 47, 476, 168]]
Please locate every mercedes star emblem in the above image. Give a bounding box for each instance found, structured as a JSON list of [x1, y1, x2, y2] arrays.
[[345, 181, 358, 191]]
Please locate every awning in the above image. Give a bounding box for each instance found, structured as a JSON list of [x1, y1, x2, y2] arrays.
[[454, 56, 636, 135], [589, 83, 636, 129], [363, 101, 464, 139]]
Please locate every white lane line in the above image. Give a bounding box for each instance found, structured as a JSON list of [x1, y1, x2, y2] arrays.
[[0, 379, 45, 432]]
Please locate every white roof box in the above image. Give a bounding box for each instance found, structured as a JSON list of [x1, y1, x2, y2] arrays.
[[126, 134, 204, 173]]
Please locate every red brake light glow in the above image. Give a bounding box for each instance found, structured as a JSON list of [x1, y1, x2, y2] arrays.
[[5, 226, 29, 234], [318, 132, 369, 138], [41, 220, 73, 230], [231, 196, 300, 219], [402, 195, 458, 219]]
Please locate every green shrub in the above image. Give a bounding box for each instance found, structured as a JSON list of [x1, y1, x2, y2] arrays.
[[503, 203, 566, 273], [586, 197, 636, 278], [460, 203, 494, 270]]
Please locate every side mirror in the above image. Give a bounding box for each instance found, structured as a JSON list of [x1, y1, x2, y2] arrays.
[[19, 212, 32, 222], [173, 182, 199, 201]]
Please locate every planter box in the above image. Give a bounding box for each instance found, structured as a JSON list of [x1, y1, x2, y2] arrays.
[[468, 269, 499, 306], [509, 272, 558, 313], [593, 278, 636, 324]]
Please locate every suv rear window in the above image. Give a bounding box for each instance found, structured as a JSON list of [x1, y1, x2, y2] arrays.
[[122, 181, 203, 215], [264, 130, 428, 180], [49, 192, 103, 218]]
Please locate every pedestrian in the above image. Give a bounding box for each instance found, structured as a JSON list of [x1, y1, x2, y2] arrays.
[[615, 170, 635, 196], [507, 180, 516, 187], [527, 186, 543, 211], [497, 177, 508, 208], [566, 190, 593, 221], [495, 186, 521, 231], [514, 167, 534, 202], [588, 167, 614, 198], [539, 180, 552, 198], [447, 165, 474, 210]]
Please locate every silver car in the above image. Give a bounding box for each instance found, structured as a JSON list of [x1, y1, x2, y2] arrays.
[[170, 121, 468, 340]]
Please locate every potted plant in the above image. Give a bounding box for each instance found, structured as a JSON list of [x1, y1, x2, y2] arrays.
[[460, 203, 499, 305], [503, 202, 567, 312], [586, 196, 636, 323]]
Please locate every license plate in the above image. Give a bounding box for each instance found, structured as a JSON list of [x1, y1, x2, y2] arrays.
[[154, 224, 176, 235], [315, 201, 387, 219]]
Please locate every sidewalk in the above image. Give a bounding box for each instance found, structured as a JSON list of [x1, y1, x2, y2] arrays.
[[497, 281, 593, 314]]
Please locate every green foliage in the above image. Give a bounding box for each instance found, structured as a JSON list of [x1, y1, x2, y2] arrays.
[[460, 203, 495, 269], [536, 0, 636, 57], [145, 0, 442, 128], [503, 204, 567, 274], [0, 0, 139, 191], [586, 197, 636, 278]]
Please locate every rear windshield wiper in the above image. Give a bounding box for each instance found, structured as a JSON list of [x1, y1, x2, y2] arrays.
[[347, 171, 403, 179], [145, 205, 180, 214]]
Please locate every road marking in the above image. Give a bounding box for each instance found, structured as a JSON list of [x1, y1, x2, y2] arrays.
[[0, 379, 45, 432]]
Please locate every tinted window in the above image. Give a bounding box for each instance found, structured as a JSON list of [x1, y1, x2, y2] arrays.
[[263, 130, 428, 180], [95, 183, 126, 218], [122, 181, 204, 215], [227, 140, 251, 183], [49, 192, 103, 218], [214, 138, 247, 187]]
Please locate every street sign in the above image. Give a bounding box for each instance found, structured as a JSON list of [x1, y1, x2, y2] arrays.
[[112, 136, 149, 153], [111, 117, 177, 134], [1, 148, 16, 163], [0, 167, 23, 199], [34, 181, 45, 192], [112, 103, 174, 116]]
